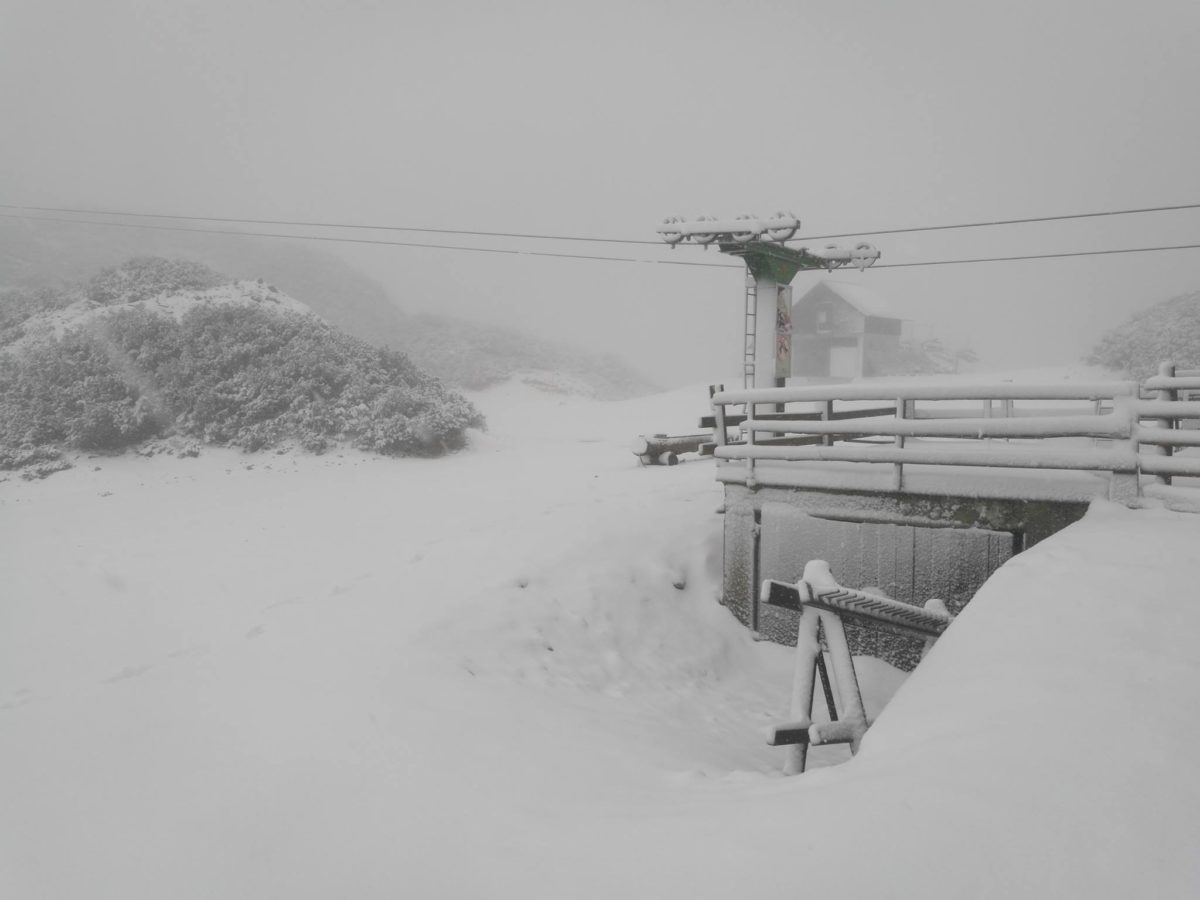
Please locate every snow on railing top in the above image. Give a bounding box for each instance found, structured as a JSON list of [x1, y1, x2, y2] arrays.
[[742, 413, 1132, 440], [1143, 374, 1200, 392]]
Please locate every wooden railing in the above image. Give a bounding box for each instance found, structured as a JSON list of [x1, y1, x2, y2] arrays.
[[708, 365, 1200, 508], [1139, 363, 1200, 507]]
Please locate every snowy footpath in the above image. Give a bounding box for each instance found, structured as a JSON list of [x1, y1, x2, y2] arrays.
[[2, 381, 1198, 899]]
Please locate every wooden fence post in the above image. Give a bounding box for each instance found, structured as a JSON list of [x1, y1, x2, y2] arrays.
[[1110, 393, 1141, 504], [1155, 361, 1177, 486], [893, 397, 906, 491], [709, 384, 726, 447]]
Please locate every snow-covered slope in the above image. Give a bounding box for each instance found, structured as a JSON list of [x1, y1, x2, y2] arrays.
[[1, 379, 1197, 899]]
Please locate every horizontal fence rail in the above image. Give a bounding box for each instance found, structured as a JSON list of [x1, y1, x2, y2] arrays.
[[708, 363, 1200, 508], [712, 381, 1138, 405], [742, 413, 1132, 440], [1137, 426, 1200, 448], [1143, 375, 1200, 392], [725, 443, 1139, 470]]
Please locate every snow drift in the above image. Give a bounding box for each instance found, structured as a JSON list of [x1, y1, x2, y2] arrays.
[[1, 380, 1198, 899]]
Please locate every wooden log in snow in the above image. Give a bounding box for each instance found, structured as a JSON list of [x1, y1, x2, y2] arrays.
[[630, 433, 714, 462]]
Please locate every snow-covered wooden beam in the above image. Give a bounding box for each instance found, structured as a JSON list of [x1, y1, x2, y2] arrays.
[[698, 406, 896, 429], [631, 433, 714, 466], [743, 413, 1132, 441], [1137, 426, 1200, 448], [1138, 455, 1200, 478], [1134, 399, 1200, 419], [761, 578, 952, 641], [716, 443, 1139, 472], [1142, 375, 1200, 392]]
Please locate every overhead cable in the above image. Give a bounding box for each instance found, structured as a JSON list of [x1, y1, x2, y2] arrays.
[[793, 202, 1200, 242], [2, 211, 1199, 271], [0, 203, 662, 246], [3, 200, 1200, 249], [0, 212, 739, 269], [873, 243, 1200, 268]]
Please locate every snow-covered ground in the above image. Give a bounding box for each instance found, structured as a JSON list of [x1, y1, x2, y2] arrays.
[[2, 379, 1199, 898]]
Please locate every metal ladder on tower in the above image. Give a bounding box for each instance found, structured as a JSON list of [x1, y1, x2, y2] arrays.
[[743, 274, 757, 389]]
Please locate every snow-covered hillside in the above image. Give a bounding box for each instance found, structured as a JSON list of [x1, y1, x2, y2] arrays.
[[5, 279, 316, 353], [1, 380, 1198, 899], [1, 262, 484, 466]]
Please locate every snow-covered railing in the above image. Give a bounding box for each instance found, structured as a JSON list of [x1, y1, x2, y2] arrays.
[[1138, 363, 1200, 507], [707, 369, 1200, 506], [710, 379, 1142, 497]]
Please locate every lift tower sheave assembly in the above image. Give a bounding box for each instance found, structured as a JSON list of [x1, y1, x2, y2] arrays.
[[657, 213, 881, 401]]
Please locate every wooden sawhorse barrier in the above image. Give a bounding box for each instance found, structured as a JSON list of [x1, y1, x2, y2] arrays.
[[761, 560, 954, 775]]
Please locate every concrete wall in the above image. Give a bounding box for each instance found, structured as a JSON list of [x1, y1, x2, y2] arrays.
[[721, 483, 1090, 668]]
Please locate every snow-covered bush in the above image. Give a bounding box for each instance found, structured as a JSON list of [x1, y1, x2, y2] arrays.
[[1086, 289, 1200, 380], [0, 292, 485, 470], [0, 322, 160, 454], [86, 257, 227, 305]]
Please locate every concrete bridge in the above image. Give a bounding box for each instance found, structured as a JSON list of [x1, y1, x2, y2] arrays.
[[708, 364, 1200, 665]]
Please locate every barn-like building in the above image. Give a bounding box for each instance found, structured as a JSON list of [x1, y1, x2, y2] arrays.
[[790, 280, 904, 380]]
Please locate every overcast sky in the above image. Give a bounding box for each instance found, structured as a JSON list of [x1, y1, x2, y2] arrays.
[[3, 0, 1199, 386]]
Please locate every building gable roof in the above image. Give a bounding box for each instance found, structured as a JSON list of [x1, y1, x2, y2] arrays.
[[796, 279, 898, 320]]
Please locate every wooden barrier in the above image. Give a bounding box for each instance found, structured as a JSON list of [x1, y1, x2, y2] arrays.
[[761, 560, 953, 775]]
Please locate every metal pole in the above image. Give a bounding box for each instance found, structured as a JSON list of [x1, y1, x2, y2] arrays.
[[753, 274, 779, 392], [752, 273, 780, 418]]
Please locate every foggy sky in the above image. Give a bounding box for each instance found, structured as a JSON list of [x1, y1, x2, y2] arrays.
[[3, 0, 1199, 386]]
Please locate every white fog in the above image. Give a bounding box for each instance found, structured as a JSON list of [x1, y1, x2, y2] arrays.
[[3, 2, 1199, 898]]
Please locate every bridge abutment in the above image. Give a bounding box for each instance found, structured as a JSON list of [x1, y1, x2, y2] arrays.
[[721, 483, 1091, 668]]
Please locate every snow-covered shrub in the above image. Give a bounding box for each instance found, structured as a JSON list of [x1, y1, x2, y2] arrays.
[[0, 290, 485, 469], [0, 322, 159, 460], [86, 257, 227, 305], [350, 385, 479, 455], [158, 303, 485, 454], [1086, 289, 1200, 380], [69, 398, 159, 451]]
